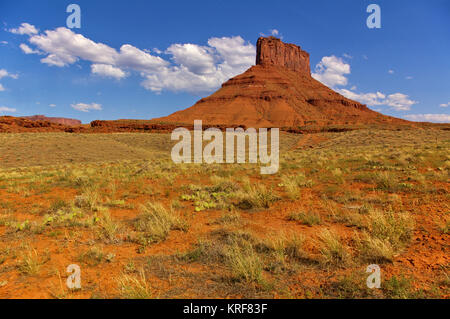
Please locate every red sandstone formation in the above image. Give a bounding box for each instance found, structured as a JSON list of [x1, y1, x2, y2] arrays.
[[22, 115, 82, 126], [256, 36, 310, 75], [0, 116, 76, 132], [154, 36, 408, 128]]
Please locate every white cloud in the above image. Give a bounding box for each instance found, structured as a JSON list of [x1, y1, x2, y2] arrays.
[[0, 41, 8, 45], [91, 64, 127, 80], [343, 53, 353, 59], [29, 27, 117, 66], [9, 23, 38, 35], [116, 44, 168, 73], [388, 69, 394, 74], [337, 89, 417, 111], [17, 25, 256, 93], [49, 104, 56, 107], [337, 89, 386, 106], [439, 102, 449, 108], [405, 76, 413, 80], [403, 114, 450, 123], [19, 43, 41, 54], [0, 106, 16, 113], [0, 69, 18, 80], [166, 43, 215, 75], [311, 55, 417, 111], [312, 56, 350, 88], [270, 29, 279, 36], [208, 36, 255, 68], [384, 93, 417, 111], [0, 69, 19, 92], [71, 103, 102, 112], [140, 36, 255, 93]]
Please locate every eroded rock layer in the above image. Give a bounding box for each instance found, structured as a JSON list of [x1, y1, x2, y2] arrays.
[[154, 36, 407, 127]]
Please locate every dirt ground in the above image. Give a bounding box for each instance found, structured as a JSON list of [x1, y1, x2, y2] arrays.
[[0, 129, 448, 299]]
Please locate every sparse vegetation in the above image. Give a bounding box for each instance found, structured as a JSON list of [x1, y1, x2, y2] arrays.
[[0, 129, 447, 298]]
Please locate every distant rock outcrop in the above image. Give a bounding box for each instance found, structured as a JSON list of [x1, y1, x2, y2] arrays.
[[153, 36, 408, 127], [22, 115, 82, 126], [256, 36, 310, 75]]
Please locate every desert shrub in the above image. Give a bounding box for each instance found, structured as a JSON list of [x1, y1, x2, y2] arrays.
[[236, 184, 279, 210], [225, 239, 264, 284], [18, 248, 48, 275], [215, 210, 241, 225], [288, 211, 321, 226], [134, 202, 188, 244], [323, 272, 374, 298], [74, 188, 101, 211], [374, 172, 399, 192], [96, 210, 122, 243], [318, 229, 351, 266], [357, 209, 414, 263], [365, 210, 414, 248], [78, 246, 105, 266], [180, 182, 238, 212], [118, 269, 152, 299], [280, 174, 313, 200], [356, 232, 395, 263], [382, 275, 421, 299]]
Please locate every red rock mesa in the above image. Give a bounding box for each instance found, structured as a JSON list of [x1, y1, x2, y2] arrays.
[[154, 36, 407, 128]]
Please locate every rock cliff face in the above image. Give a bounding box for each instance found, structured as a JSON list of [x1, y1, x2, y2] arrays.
[[22, 115, 82, 126], [154, 37, 407, 127], [256, 36, 310, 75]]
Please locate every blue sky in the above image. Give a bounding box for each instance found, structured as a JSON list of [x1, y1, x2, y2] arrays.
[[0, 0, 449, 123]]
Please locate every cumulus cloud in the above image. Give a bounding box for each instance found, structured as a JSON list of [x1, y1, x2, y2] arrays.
[[19, 43, 41, 54], [14, 24, 255, 93], [91, 64, 127, 80], [336, 89, 386, 105], [167, 43, 215, 75], [29, 27, 117, 66], [208, 36, 255, 68], [0, 69, 18, 80], [0, 69, 19, 92], [384, 93, 417, 111], [141, 36, 255, 93], [312, 56, 350, 88], [71, 102, 102, 112], [337, 89, 417, 111], [9, 23, 38, 35], [403, 114, 450, 123], [311, 55, 417, 111], [0, 106, 16, 113], [49, 104, 56, 107], [439, 102, 450, 108]]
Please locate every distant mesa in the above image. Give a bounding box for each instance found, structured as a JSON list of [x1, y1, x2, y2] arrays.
[[21, 115, 82, 126], [0, 115, 84, 133], [153, 36, 408, 128]]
